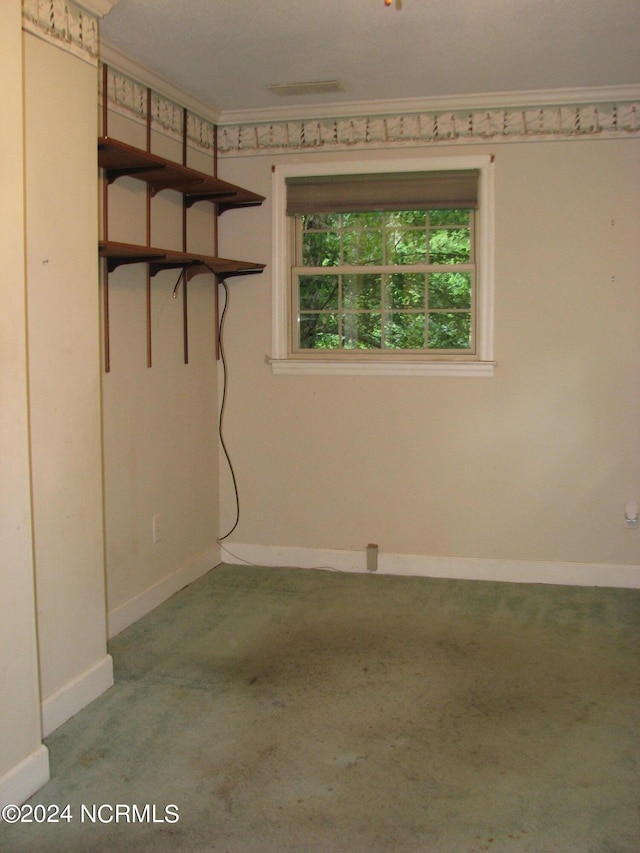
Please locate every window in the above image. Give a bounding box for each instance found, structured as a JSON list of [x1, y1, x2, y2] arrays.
[[294, 207, 474, 353], [271, 156, 495, 376]]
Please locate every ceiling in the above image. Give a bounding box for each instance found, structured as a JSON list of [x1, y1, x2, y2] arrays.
[[100, 0, 640, 121]]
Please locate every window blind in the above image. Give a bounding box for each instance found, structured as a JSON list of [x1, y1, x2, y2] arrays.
[[286, 170, 479, 215]]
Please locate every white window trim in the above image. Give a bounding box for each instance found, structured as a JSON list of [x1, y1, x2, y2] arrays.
[[270, 155, 495, 377]]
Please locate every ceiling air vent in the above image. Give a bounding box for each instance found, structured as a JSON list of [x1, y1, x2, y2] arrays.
[[267, 80, 344, 97]]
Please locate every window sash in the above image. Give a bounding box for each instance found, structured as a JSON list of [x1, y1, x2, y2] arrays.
[[292, 264, 476, 355], [297, 211, 474, 268]]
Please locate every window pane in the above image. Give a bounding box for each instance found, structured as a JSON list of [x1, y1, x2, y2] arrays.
[[302, 231, 341, 266], [342, 313, 382, 349], [387, 229, 427, 265], [302, 213, 341, 230], [299, 313, 339, 349], [385, 313, 425, 349], [429, 209, 470, 226], [428, 313, 471, 349], [428, 228, 471, 264], [388, 273, 426, 309], [428, 272, 471, 309], [298, 275, 339, 311], [342, 212, 383, 228], [343, 228, 383, 265], [343, 274, 381, 309], [387, 210, 427, 227]]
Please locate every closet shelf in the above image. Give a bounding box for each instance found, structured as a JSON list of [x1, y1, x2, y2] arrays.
[[98, 137, 264, 211], [99, 240, 265, 278]]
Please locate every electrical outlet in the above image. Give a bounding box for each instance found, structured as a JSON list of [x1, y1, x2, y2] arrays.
[[152, 514, 162, 543], [366, 543, 378, 572]]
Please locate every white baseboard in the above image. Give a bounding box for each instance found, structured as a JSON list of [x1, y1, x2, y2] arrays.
[[41, 654, 114, 738], [0, 744, 50, 810], [220, 542, 640, 588], [107, 544, 221, 639]]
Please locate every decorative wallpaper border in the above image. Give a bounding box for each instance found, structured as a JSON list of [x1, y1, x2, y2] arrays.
[[218, 102, 640, 155], [101, 64, 216, 153], [22, 0, 99, 65], [100, 62, 639, 158]]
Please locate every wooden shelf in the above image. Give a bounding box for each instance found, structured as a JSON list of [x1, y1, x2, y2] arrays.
[[100, 240, 265, 279], [98, 137, 264, 211], [99, 68, 265, 371]]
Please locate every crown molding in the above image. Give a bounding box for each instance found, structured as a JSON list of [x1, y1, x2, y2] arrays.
[[218, 84, 640, 127], [95, 38, 639, 155], [76, 0, 118, 16], [99, 40, 221, 125]]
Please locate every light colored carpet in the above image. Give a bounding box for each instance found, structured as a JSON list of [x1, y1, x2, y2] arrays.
[[3, 564, 640, 852]]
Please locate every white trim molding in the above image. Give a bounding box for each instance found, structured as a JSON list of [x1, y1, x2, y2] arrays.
[[41, 655, 114, 737], [76, 0, 118, 16], [0, 745, 49, 810], [221, 543, 640, 590], [94, 47, 639, 158], [219, 97, 640, 157], [107, 544, 221, 638], [100, 41, 221, 128], [267, 358, 496, 378], [220, 84, 640, 126], [22, 0, 107, 65]]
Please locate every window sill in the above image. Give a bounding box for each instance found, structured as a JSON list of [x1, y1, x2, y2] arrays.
[[268, 358, 496, 377]]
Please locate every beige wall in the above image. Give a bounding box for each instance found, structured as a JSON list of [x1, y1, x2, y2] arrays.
[[23, 33, 110, 723], [0, 1, 48, 798], [101, 113, 221, 631], [2, 20, 223, 800], [216, 138, 640, 571], [2, 13, 638, 804]]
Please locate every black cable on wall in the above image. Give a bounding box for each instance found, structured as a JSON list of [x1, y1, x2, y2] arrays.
[[217, 279, 240, 542]]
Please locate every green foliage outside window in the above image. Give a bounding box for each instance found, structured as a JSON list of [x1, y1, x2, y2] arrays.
[[296, 209, 474, 352]]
